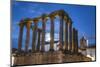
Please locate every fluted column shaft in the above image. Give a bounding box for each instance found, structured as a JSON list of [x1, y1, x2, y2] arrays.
[[72, 28, 78, 53], [37, 29, 42, 51], [68, 20, 72, 51], [70, 22, 72, 51], [50, 16, 54, 51], [72, 28, 75, 53], [75, 29, 78, 53], [59, 14, 64, 51], [25, 22, 31, 52], [32, 20, 38, 52], [18, 23, 24, 52], [41, 18, 46, 52], [64, 18, 68, 51]]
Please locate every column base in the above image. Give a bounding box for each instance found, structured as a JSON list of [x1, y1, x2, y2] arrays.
[[32, 50, 36, 53], [40, 50, 45, 52], [63, 49, 68, 53], [18, 50, 21, 53], [49, 49, 54, 52]]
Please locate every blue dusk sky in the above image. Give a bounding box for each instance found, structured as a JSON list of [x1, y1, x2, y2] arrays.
[[12, 1, 96, 49]]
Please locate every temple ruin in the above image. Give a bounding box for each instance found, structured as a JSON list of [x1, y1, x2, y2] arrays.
[[12, 10, 91, 66]]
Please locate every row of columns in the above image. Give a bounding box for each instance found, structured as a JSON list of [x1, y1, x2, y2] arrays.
[[18, 13, 78, 53]]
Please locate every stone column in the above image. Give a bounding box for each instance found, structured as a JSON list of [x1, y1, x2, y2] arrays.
[[32, 19, 38, 52], [75, 29, 78, 53], [37, 28, 42, 52], [72, 28, 75, 53], [25, 21, 31, 52], [18, 20, 24, 52], [41, 15, 47, 52], [68, 19, 72, 52], [49, 15, 55, 51], [64, 17, 68, 51], [59, 13, 64, 51]]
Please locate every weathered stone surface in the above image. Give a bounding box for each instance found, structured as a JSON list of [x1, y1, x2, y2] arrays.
[[13, 51, 91, 66]]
